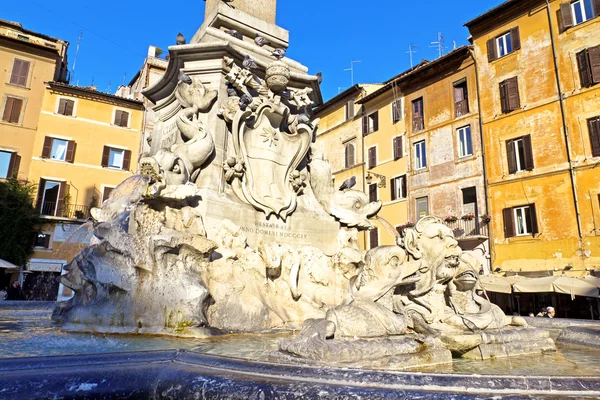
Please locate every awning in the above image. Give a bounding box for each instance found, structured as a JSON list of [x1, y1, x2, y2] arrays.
[[0, 259, 20, 270], [513, 276, 599, 298], [478, 274, 528, 294], [581, 275, 600, 289]]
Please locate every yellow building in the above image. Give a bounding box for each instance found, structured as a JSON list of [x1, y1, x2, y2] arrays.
[[355, 81, 409, 249], [0, 19, 69, 181], [465, 0, 600, 276], [25, 82, 144, 299], [313, 84, 381, 249]]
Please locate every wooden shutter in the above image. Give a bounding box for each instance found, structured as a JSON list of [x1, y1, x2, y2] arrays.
[[6, 153, 20, 179], [345, 144, 355, 168], [499, 81, 508, 113], [401, 175, 407, 199], [390, 177, 397, 200], [114, 110, 121, 125], [577, 49, 593, 88], [3, 97, 23, 123], [506, 139, 517, 174], [56, 183, 67, 217], [101, 146, 110, 167], [507, 77, 520, 111], [63, 99, 75, 116], [560, 2, 574, 31], [41, 137, 53, 158], [510, 27, 521, 51], [369, 184, 377, 202], [523, 134, 534, 170], [369, 228, 379, 249], [120, 111, 129, 127], [10, 59, 29, 86], [588, 45, 600, 84], [372, 111, 379, 132], [503, 207, 516, 238], [2, 97, 14, 122], [393, 136, 403, 159], [588, 117, 600, 157], [122, 150, 132, 170], [529, 204, 539, 235], [35, 179, 46, 212], [43, 234, 51, 249], [57, 99, 67, 115], [368, 147, 377, 169], [65, 140, 76, 163], [362, 116, 368, 135], [594, 0, 600, 17], [487, 38, 497, 62]]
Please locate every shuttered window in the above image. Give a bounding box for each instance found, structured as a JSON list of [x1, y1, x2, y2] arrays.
[[0, 151, 19, 179], [102, 146, 131, 170], [2, 97, 23, 124], [503, 204, 539, 238], [345, 101, 355, 120], [391, 175, 407, 201], [368, 183, 378, 203], [114, 110, 130, 127], [412, 97, 424, 132], [506, 135, 534, 174], [9, 59, 30, 87], [562, 0, 599, 28], [487, 27, 521, 62], [368, 146, 377, 169], [41, 137, 76, 163], [576, 45, 600, 88], [344, 143, 355, 168], [453, 80, 469, 117], [369, 228, 379, 249], [57, 98, 75, 116], [588, 116, 600, 157], [392, 99, 402, 123], [499, 77, 520, 113], [362, 112, 379, 135], [393, 136, 403, 160]]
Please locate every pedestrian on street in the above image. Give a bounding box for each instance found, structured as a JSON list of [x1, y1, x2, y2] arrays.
[[6, 281, 25, 300]]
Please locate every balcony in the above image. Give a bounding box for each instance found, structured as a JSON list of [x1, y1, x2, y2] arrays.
[[444, 218, 488, 240], [38, 201, 93, 220]]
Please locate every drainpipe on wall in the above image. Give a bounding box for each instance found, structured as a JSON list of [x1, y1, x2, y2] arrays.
[[359, 88, 368, 249], [545, 0, 584, 241], [468, 47, 493, 274]]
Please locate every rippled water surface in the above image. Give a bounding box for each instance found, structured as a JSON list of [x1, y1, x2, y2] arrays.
[[2, 308, 600, 376]]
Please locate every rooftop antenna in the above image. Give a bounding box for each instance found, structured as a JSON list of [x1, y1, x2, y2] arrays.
[[430, 32, 445, 58], [344, 60, 361, 86], [453, 40, 457, 50], [70, 30, 83, 83], [406, 44, 418, 67], [121, 72, 127, 87], [106, 80, 111, 93]]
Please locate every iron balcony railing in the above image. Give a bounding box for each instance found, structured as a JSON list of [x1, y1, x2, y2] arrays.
[[444, 218, 489, 239], [38, 201, 92, 220]]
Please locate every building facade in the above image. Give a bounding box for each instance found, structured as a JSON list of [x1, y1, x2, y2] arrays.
[[466, 0, 600, 276], [0, 19, 69, 182]]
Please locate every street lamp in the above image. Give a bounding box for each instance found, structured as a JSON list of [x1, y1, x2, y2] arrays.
[[365, 171, 386, 188]]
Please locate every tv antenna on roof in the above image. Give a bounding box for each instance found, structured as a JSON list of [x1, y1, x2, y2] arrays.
[[344, 60, 361, 86], [430, 32, 445, 58], [406, 44, 418, 67], [70, 30, 83, 83]]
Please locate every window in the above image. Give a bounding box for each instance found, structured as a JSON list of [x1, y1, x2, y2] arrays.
[[412, 97, 424, 132], [369, 228, 379, 249], [499, 77, 520, 113], [9, 58, 30, 87], [414, 140, 427, 170], [41, 137, 76, 163], [588, 116, 600, 157], [34, 233, 51, 249], [36, 179, 66, 217], [57, 98, 75, 116], [506, 135, 534, 173], [101, 146, 131, 170], [560, 0, 599, 29], [0, 151, 19, 179], [503, 204, 539, 238], [457, 126, 473, 158], [368, 146, 377, 169], [113, 110, 130, 127], [487, 28, 520, 61], [576, 46, 600, 88], [453, 80, 469, 117], [416, 196, 429, 219], [345, 101, 355, 120], [393, 136, 403, 160], [2, 96, 23, 124], [368, 183, 378, 202], [344, 143, 355, 168], [362, 111, 379, 135], [392, 99, 402, 123], [102, 186, 115, 203], [391, 175, 407, 201]]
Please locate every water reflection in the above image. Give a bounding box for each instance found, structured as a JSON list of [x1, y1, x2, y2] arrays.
[[2, 309, 600, 376]]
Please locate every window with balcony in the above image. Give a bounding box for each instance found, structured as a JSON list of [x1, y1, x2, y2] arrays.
[[487, 28, 520, 61], [588, 115, 600, 157], [2, 96, 23, 124], [457, 126, 473, 158], [453, 80, 469, 117], [503, 204, 539, 238], [9, 58, 30, 87], [506, 135, 534, 174], [36, 179, 66, 217], [101, 146, 131, 170], [412, 97, 424, 132], [576, 45, 600, 88], [41, 137, 76, 163], [362, 111, 379, 135], [414, 140, 427, 170], [391, 175, 407, 201]]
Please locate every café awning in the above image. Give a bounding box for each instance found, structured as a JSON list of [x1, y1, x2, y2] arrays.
[[513, 276, 599, 298], [478, 274, 529, 294], [0, 259, 20, 270], [581, 275, 600, 289]]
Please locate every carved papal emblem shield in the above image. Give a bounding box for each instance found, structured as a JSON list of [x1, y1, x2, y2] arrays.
[[231, 103, 312, 219]]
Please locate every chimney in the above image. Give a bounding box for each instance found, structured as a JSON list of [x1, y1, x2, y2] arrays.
[[147, 45, 156, 58]]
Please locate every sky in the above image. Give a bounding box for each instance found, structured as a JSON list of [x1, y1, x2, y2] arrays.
[[2, 0, 505, 102]]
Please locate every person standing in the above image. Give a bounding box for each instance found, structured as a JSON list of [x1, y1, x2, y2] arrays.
[[6, 281, 25, 300], [545, 306, 556, 318]]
